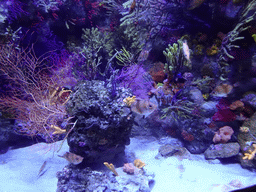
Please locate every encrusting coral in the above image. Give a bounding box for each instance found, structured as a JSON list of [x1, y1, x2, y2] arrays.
[[213, 126, 234, 143]]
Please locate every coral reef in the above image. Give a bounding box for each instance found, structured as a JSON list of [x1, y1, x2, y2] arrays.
[[56, 163, 155, 192]]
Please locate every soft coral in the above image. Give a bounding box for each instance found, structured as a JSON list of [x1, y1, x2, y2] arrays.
[[212, 99, 236, 122]]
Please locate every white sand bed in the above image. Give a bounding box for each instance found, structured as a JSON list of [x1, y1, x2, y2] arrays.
[[0, 137, 255, 192], [126, 137, 256, 192], [0, 141, 69, 192]]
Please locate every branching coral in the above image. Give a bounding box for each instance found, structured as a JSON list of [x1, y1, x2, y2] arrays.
[[104, 162, 119, 176], [33, 0, 60, 13], [0, 43, 70, 142], [218, 14, 255, 62], [115, 46, 134, 66], [71, 27, 114, 80], [118, 0, 185, 39], [217, 10, 256, 80], [163, 39, 192, 79]]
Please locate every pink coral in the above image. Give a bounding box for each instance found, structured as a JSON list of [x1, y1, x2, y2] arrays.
[[123, 163, 135, 174], [213, 126, 234, 143]]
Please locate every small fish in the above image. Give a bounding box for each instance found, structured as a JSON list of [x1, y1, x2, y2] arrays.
[[211, 84, 233, 97], [130, 98, 157, 117], [129, 0, 136, 14], [137, 49, 150, 62], [187, 0, 206, 10], [58, 152, 84, 165], [182, 40, 191, 63], [38, 161, 47, 177]]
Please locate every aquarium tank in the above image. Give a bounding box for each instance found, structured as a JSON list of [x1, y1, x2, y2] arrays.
[[0, 0, 256, 191]]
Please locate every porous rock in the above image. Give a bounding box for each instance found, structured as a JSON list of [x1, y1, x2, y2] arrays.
[[66, 80, 134, 165]]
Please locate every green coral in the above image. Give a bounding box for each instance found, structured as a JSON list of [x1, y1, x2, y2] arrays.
[[115, 47, 134, 66], [218, 4, 256, 81], [241, 0, 256, 19], [71, 27, 114, 80], [163, 39, 192, 78], [161, 99, 200, 121], [252, 34, 256, 43], [81, 27, 114, 58]]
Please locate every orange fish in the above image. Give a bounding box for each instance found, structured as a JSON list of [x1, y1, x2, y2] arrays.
[[211, 84, 233, 97], [129, 0, 136, 14], [130, 98, 157, 117], [58, 152, 84, 165]]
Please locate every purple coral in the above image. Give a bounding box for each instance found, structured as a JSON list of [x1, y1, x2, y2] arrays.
[[212, 99, 236, 122], [116, 64, 153, 99]]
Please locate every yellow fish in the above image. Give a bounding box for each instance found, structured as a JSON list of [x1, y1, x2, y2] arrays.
[[58, 152, 84, 165], [130, 98, 157, 117]]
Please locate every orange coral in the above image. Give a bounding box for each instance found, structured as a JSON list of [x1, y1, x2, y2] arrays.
[[149, 62, 166, 83], [134, 159, 146, 169]]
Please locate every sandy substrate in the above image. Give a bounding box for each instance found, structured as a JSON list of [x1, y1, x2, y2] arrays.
[[0, 137, 255, 192]]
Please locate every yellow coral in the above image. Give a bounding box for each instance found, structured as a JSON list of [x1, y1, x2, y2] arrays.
[[51, 125, 66, 135], [252, 34, 256, 43], [206, 45, 219, 56], [202, 93, 209, 100], [103, 162, 119, 176], [243, 144, 256, 160], [134, 159, 146, 169], [123, 96, 136, 106]]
